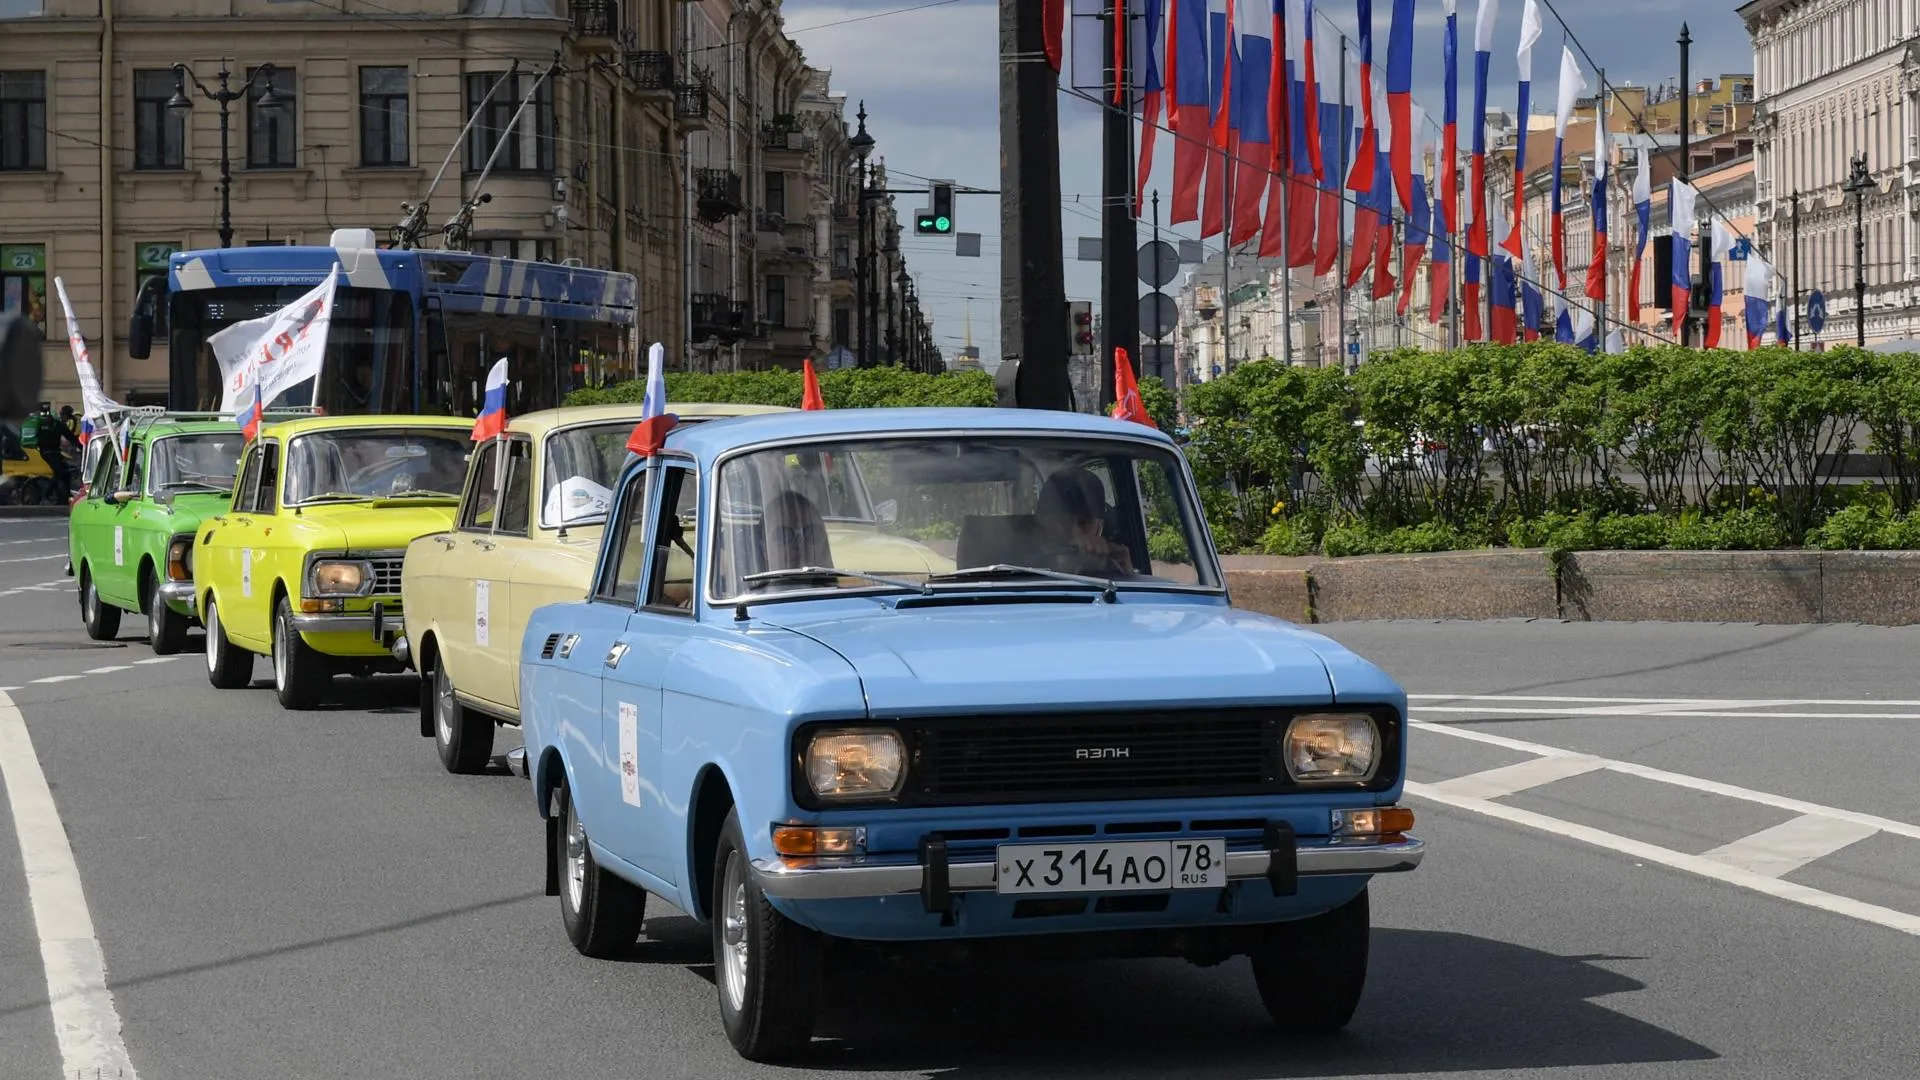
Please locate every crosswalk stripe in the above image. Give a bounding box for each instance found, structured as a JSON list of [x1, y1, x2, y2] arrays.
[[1701, 814, 1883, 879]]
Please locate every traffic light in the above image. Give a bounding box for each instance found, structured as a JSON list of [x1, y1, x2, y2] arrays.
[[1068, 301, 1095, 355], [915, 181, 955, 235]]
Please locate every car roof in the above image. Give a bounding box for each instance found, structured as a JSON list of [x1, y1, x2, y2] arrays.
[[258, 414, 477, 440], [504, 401, 795, 440], [659, 406, 1179, 459]]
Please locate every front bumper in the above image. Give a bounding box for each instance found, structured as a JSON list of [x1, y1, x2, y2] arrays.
[[157, 580, 195, 611], [289, 600, 399, 639], [750, 834, 1423, 903]]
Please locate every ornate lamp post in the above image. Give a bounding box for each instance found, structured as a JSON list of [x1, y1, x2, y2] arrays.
[[1844, 151, 1873, 347], [847, 102, 876, 367], [168, 61, 291, 248]]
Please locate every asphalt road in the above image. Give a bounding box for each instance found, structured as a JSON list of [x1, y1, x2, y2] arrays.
[[4, 513, 1920, 1080]]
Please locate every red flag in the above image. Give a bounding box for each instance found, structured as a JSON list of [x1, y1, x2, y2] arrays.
[[626, 414, 679, 457], [1111, 348, 1156, 427], [801, 358, 826, 410], [1043, 0, 1066, 70]]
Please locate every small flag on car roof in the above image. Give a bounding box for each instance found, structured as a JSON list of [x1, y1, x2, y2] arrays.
[[471, 357, 508, 442], [801, 358, 825, 410]]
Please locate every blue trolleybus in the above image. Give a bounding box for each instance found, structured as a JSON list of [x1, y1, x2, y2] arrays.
[[128, 227, 640, 418]]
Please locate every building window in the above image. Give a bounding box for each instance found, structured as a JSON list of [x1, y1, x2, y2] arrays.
[[1, 243, 47, 335], [765, 274, 787, 327], [465, 71, 553, 174], [0, 71, 46, 171], [833, 307, 850, 347], [132, 70, 185, 169], [359, 66, 409, 167], [246, 66, 296, 168], [764, 171, 785, 217], [0, 0, 45, 15], [470, 238, 555, 263], [598, 98, 615, 205], [133, 242, 178, 336]]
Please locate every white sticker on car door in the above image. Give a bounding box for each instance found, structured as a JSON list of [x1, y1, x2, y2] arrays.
[[618, 701, 641, 808], [113, 526, 123, 566], [475, 580, 490, 647], [241, 549, 252, 598]]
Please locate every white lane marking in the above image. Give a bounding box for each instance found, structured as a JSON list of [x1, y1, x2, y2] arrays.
[[30, 675, 85, 684], [82, 666, 132, 675], [1701, 814, 1883, 879], [1415, 705, 1920, 720], [0, 686, 18, 692], [1411, 719, 1920, 841], [1407, 780, 1920, 938], [131, 657, 178, 666], [0, 689, 141, 1077], [1412, 693, 1920, 708], [0, 537, 64, 546], [1424, 754, 1608, 800], [0, 579, 72, 599], [0, 553, 68, 564]]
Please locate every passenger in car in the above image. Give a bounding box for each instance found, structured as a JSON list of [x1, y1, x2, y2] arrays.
[[764, 489, 833, 572]]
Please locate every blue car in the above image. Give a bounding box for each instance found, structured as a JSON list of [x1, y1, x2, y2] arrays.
[[515, 406, 1424, 1061]]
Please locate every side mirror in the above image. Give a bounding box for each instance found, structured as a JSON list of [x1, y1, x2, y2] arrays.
[[874, 498, 898, 526], [128, 312, 154, 360]]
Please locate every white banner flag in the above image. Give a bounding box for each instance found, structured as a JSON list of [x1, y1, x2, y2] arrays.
[[208, 263, 340, 413], [52, 276, 122, 422]]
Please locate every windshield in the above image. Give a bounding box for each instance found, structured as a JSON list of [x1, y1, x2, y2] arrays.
[[148, 433, 243, 494], [168, 285, 415, 414], [540, 415, 763, 529], [284, 428, 472, 505], [708, 435, 1217, 603]]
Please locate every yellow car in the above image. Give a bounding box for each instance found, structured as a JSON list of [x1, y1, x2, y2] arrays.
[[193, 413, 475, 709], [398, 402, 793, 773]]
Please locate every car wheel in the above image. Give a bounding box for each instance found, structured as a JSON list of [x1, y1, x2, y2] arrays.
[[80, 569, 121, 641], [203, 597, 254, 690], [554, 777, 645, 957], [712, 808, 820, 1062], [1249, 886, 1370, 1033], [271, 597, 328, 710], [145, 577, 187, 655], [432, 661, 494, 774]]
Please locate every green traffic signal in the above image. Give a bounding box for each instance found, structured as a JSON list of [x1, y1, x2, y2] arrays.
[[916, 214, 953, 235]]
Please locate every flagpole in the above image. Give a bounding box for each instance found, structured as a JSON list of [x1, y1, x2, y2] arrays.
[[1336, 33, 1349, 372], [1593, 66, 1608, 348]]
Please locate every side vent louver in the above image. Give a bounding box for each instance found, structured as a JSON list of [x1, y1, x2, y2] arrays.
[[540, 633, 562, 659]]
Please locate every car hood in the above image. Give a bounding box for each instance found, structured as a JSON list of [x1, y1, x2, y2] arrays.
[[754, 598, 1346, 714], [289, 501, 461, 552]]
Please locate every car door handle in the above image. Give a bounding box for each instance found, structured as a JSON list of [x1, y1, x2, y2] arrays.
[[435, 535, 456, 548], [605, 641, 628, 668], [473, 538, 495, 551]]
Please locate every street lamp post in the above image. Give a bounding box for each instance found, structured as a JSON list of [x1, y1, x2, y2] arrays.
[[847, 102, 875, 367], [1844, 151, 1872, 348], [168, 61, 290, 249]]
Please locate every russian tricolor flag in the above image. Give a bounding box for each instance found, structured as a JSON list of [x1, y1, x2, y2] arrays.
[[1586, 77, 1610, 302], [1467, 0, 1499, 260], [1346, 0, 1378, 194], [1628, 146, 1652, 321], [1135, 0, 1167, 216], [1501, 0, 1543, 259], [1745, 250, 1773, 350], [1230, 0, 1274, 245], [471, 357, 509, 442], [1169, 0, 1213, 224], [1439, 0, 1459, 254], [1670, 178, 1698, 336], [1550, 46, 1588, 291], [239, 382, 265, 443], [1384, 0, 1417, 214], [1706, 218, 1733, 348]]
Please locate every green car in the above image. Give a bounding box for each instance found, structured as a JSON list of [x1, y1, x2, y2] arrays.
[[67, 414, 253, 653]]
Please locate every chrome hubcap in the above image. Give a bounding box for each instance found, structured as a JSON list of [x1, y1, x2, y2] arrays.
[[564, 802, 586, 913], [435, 669, 454, 743], [720, 852, 749, 1012], [273, 616, 288, 690], [204, 605, 219, 672], [83, 582, 95, 622]]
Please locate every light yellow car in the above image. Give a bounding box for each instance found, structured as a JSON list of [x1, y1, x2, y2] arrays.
[[399, 401, 961, 774], [192, 414, 475, 710]]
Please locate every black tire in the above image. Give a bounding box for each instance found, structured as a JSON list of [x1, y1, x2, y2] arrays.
[[555, 777, 646, 958], [271, 597, 328, 710], [431, 661, 494, 774], [1249, 886, 1371, 1033], [80, 568, 121, 640], [144, 575, 187, 655], [203, 597, 254, 690], [712, 808, 821, 1061]]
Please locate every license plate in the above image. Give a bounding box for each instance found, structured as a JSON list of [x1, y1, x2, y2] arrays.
[[994, 838, 1228, 895]]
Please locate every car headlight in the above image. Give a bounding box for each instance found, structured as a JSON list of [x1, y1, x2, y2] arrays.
[[167, 537, 193, 581], [1283, 713, 1380, 782], [804, 729, 907, 800], [309, 559, 373, 596]]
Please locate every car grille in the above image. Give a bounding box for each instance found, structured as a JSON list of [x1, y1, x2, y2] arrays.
[[905, 711, 1282, 804], [369, 557, 405, 596]]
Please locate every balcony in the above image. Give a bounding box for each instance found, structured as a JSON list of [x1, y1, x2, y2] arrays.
[[691, 292, 752, 343], [755, 209, 786, 246], [624, 50, 673, 96], [761, 124, 815, 157], [673, 80, 710, 130], [571, 0, 618, 50], [695, 168, 744, 222]]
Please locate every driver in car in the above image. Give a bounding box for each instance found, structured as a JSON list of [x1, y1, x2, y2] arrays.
[[1034, 466, 1134, 577]]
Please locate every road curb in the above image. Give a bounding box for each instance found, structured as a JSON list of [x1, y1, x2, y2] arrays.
[[1223, 549, 1920, 627]]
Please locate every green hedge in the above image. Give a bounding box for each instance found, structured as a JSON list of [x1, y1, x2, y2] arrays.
[[1184, 343, 1920, 555], [566, 366, 998, 411]]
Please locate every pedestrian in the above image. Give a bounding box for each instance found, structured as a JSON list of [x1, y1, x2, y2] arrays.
[[31, 401, 79, 499]]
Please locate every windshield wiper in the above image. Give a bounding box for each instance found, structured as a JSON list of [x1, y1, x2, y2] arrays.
[[300, 492, 375, 503], [160, 480, 229, 492], [742, 566, 932, 595], [926, 564, 1117, 603], [379, 489, 460, 499]]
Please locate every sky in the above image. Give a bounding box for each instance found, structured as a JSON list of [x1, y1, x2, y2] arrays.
[[782, 0, 1757, 368]]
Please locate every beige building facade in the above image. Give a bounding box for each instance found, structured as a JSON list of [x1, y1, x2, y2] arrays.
[[0, 0, 929, 409]]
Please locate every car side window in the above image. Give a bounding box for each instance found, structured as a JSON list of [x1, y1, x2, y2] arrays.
[[124, 444, 146, 496], [595, 466, 652, 607], [232, 446, 260, 510], [91, 445, 121, 500], [643, 466, 697, 615], [251, 443, 280, 514], [497, 439, 533, 536], [459, 441, 501, 532]]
